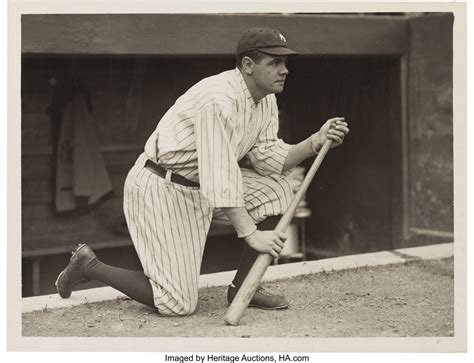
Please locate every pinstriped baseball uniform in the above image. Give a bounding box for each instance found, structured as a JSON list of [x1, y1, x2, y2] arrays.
[[123, 68, 293, 315]]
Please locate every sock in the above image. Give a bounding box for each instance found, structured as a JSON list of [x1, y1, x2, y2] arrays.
[[84, 260, 156, 309], [232, 216, 279, 289], [231, 241, 259, 288]]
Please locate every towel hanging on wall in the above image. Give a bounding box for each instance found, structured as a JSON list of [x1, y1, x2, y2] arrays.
[[55, 92, 113, 212]]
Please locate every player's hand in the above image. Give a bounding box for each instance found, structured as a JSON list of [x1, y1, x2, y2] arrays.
[[244, 230, 287, 258], [310, 117, 349, 152]]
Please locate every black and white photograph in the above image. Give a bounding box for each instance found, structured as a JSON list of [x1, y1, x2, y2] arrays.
[[7, 0, 467, 355]]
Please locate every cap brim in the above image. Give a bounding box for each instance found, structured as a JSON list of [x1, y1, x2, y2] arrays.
[[257, 47, 299, 56]]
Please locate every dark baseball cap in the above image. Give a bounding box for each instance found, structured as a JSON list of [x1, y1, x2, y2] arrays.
[[236, 27, 298, 56]]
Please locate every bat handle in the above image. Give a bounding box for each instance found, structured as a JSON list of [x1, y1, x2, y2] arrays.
[[224, 139, 333, 326]]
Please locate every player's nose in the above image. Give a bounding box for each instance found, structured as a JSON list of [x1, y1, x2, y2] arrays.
[[279, 63, 289, 75]]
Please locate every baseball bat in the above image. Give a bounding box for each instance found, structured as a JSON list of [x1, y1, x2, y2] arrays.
[[224, 139, 333, 326]]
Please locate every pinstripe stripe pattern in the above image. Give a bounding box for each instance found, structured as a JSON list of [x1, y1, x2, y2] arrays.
[[144, 68, 292, 208], [124, 154, 292, 315], [124, 68, 294, 315], [211, 168, 293, 225], [124, 154, 213, 315]]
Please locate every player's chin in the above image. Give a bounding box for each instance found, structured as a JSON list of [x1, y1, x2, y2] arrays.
[[273, 84, 285, 93]]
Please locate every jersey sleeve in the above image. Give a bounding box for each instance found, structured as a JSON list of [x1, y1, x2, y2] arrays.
[[194, 103, 245, 209], [246, 97, 292, 177]]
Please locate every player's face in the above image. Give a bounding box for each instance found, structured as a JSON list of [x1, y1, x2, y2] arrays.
[[252, 54, 289, 96]]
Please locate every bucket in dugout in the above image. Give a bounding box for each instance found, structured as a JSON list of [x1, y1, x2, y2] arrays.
[[280, 223, 299, 256]]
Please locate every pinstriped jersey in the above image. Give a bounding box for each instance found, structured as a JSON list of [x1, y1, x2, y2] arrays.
[[144, 68, 291, 209]]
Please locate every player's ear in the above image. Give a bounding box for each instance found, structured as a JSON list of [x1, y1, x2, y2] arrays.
[[241, 56, 254, 75]]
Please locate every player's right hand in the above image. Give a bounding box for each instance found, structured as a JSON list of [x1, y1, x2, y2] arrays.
[[244, 230, 287, 258]]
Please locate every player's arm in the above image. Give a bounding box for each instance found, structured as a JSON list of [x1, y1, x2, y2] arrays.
[[222, 207, 287, 259], [195, 104, 247, 209], [282, 117, 349, 172]]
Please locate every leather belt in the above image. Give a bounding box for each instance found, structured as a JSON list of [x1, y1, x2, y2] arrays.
[[145, 160, 200, 188]]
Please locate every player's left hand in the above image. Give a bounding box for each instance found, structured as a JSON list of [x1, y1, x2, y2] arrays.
[[310, 117, 349, 152]]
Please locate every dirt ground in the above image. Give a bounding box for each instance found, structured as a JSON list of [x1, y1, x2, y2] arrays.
[[22, 258, 454, 337]]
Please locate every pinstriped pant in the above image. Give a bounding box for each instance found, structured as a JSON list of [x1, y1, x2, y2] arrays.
[[123, 153, 293, 316]]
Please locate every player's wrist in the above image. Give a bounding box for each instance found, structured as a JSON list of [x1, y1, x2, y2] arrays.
[[238, 225, 258, 239], [243, 228, 259, 242], [309, 133, 322, 155]]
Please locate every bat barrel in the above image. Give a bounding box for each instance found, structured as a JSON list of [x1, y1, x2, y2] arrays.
[[224, 254, 273, 325], [224, 140, 333, 325]]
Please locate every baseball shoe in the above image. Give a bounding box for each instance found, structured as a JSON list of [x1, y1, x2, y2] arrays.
[[227, 284, 289, 310], [55, 244, 98, 298]]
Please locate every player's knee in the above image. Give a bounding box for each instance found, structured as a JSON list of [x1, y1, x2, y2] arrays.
[[176, 293, 199, 316], [175, 301, 198, 316], [157, 291, 198, 316], [282, 178, 293, 196], [274, 177, 293, 207], [158, 302, 197, 316]]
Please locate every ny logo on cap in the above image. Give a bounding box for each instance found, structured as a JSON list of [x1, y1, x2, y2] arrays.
[[279, 33, 286, 42]]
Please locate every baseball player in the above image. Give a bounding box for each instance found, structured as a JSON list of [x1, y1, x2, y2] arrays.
[[56, 27, 349, 316]]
